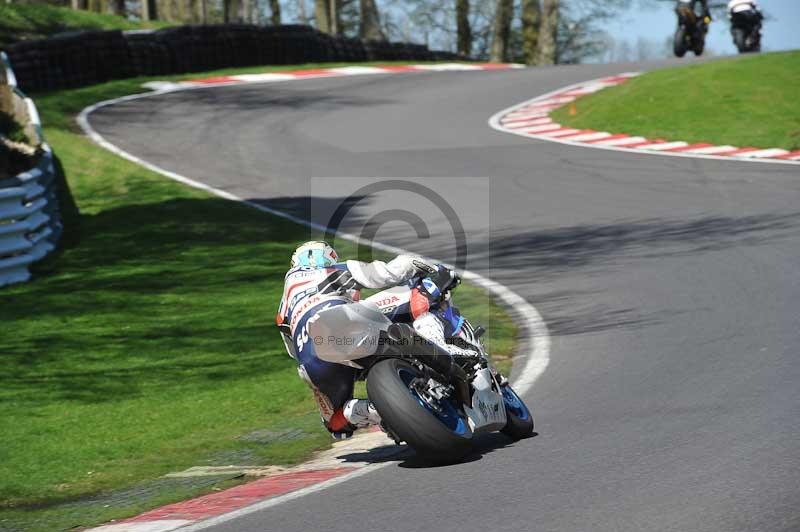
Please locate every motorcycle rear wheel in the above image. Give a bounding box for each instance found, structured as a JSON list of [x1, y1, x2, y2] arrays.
[[733, 28, 746, 53], [693, 34, 705, 56], [673, 27, 688, 57], [367, 358, 473, 463]]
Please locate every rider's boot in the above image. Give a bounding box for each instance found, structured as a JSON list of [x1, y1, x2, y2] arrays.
[[343, 399, 381, 428]]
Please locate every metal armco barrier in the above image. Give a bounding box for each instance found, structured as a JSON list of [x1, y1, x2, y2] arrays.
[[1, 51, 64, 287]]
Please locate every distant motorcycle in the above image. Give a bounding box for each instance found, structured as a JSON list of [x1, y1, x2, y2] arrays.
[[673, 0, 710, 57], [728, 0, 762, 53]]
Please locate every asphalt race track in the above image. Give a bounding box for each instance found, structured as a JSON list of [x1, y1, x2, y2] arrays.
[[89, 59, 800, 532]]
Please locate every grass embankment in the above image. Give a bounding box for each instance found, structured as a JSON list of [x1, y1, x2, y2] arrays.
[[0, 63, 516, 531], [552, 51, 800, 151], [0, 3, 169, 48]]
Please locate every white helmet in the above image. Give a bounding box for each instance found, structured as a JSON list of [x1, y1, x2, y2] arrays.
[[291, 241, 338, 268]]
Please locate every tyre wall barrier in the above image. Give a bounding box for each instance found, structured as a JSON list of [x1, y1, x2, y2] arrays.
[[1, 51, 71, 287], [4, 24, 465, 93]]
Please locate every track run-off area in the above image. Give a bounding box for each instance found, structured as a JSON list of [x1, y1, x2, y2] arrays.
[[86, 58, 799, 532]]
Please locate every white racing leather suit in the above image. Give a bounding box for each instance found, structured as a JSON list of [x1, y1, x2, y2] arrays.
[[276, 255, 473, 438], [727, 0, 758, 13]]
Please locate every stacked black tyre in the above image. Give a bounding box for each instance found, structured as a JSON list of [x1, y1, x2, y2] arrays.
[[7, 30, 131, 92], [126, 31, 174, 76], [3, 24, 471, 93]]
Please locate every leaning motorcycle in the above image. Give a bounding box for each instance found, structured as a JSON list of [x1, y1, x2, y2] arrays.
[[729, 4, 761, 53], [308, 273, 534, 463], [674, 1, 710, 57]]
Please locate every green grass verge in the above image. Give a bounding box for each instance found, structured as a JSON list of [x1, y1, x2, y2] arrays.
[[0, 62, 517, 531], [551, 51, 800, 151], [0, 4, 169, 49]]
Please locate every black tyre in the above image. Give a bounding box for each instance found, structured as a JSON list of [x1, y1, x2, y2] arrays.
[[693, 35, 705, 56], [748, 31, 761, 53], [500, 384, 535, 439], [367, 359, 472, 462], [733, 28, 746, 53], [673, 27, 688, 57]]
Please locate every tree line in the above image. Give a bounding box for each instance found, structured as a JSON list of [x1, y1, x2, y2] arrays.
[[7, 0, 637, 64]]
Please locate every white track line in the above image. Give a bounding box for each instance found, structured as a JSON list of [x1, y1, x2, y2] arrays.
[[637, 141, 688, 151], [177, 464, 395, 531], [592, 135, 647, 146], [326, 66, 391, 75], [682, 144, 737, 154], [738, 148, 790, 158], [91, 520, 193, 532], [504, 118, 552, 129], [230, 73, 297, 82], [539, 128, 581, 138], [522, 123, 563, 134], [563, 131, 611, 142], [77, 73, 551, 527]]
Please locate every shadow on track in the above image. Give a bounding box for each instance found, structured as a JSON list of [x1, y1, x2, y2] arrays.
[[250, 196, 800, 278], [486, 212, 800, 275], [397, 432, 539, 469], [100, 85, 398, 122], [252, 195, 800, 335], [333, 432, 539, 470]]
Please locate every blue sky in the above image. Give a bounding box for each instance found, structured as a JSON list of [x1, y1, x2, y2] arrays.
[[282, 0, 800, 60], [605, 0, 800, 57]]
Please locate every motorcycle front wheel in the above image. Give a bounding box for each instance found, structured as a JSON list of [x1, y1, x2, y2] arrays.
[[500, 383, 535, 439], [673, 27, 688, 57], [367, 358, 473, 463]]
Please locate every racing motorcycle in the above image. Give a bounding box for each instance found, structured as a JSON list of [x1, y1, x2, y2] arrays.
[[309, 270, 534, 463], [674, 0, 710, 57], [728, 2, 762, 53]]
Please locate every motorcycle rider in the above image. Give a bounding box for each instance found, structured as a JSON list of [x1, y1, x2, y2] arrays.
[[276, 241, 475, 439], [727, 0, 763, 50], [727, 0, 760, 15], [677, 0, 711, 21]]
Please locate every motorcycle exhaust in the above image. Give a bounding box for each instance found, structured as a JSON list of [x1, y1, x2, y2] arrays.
[[385, 324, 473, 407], [386, 323, 468, 380]]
